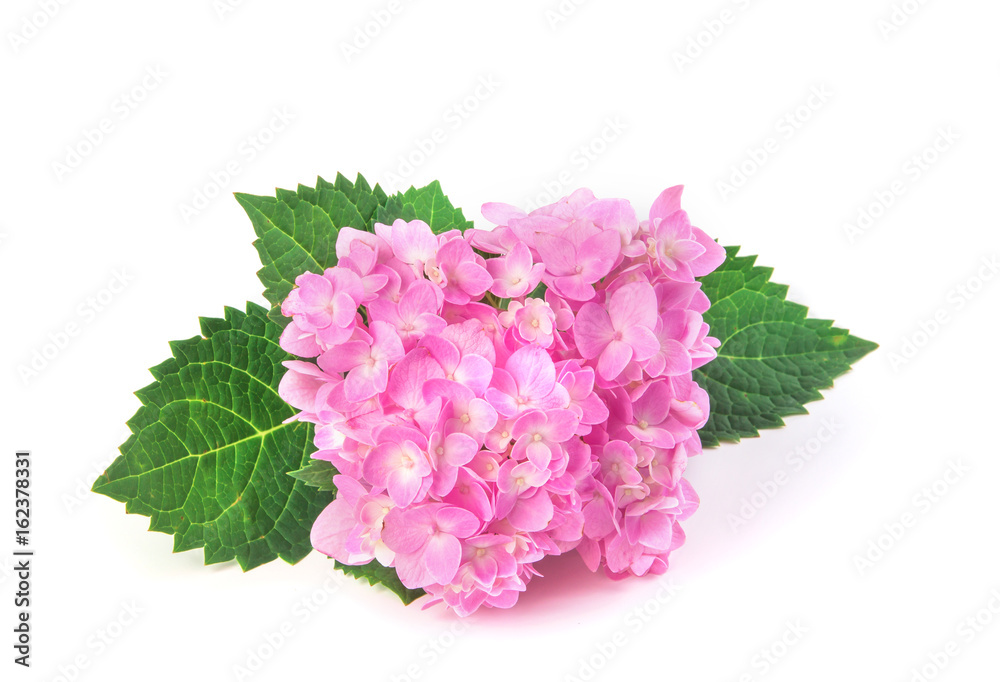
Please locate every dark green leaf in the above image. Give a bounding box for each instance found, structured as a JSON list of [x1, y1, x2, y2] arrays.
[[92, 303, 332, 570], [335, 561, 425, 605], [526, 282, 547, 298], [376, 180, 474, 234], [235, 173, 389, 323]]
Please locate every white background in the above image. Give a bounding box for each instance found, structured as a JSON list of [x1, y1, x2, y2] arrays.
[[2, 1, 999, 680]]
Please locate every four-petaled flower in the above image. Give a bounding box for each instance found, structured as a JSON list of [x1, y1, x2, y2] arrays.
[[574, 281, 660, 380]]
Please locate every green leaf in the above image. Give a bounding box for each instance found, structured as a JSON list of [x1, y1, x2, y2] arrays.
[[695, 246, 877, 447], [235, 173, 389, 323], [288, 459, 339, 493], [92, 303, 332, 570], [526, 282, 547, 299], [377, 180, 475, 234], [335, 561, 425, 605], [481, 291, 508, 310]]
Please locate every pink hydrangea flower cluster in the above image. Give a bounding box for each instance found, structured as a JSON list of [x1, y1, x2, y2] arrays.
[[277, 186, 726, 616]]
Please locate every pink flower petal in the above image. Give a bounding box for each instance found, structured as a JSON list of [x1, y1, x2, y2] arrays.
[[434, 506, 480, 537], [578, 229, 621, 282], [622, 325, 660, 362], [597, 339, 633, 380], [573, 303, 614, 360], [507, 489, 554, 532], [649, 185, 684, 222], [423, 533, 463, 585], [533, 232, 578, 277], [391, 219, 438, 265], [609, 282, 658, 331], [454, 354, 493, 396]]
